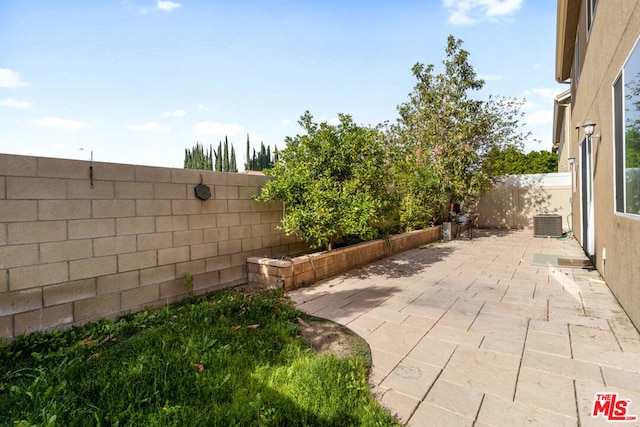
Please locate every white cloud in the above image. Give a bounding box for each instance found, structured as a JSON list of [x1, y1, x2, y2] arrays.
[[531, 87, 563, 102], [280, 119, 292, 126], [443, 0, 523, 25], [522, 87, 566, 111], [193, 121, 245, 136], [0, 68, 29, 88], [33, 116, 92, 129], [445, 2, 474, 25], [525, 109, 553, 126], [479, 74, 502, 81], [127, 121, 171, 132], [163, 110, 186, 117], [485, 0, 523, 17], [0, 98, 31, 108], [157, 0, 181, 12]]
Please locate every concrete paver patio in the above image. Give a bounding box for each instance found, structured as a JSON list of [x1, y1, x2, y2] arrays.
[[287, 229, 640, 426]]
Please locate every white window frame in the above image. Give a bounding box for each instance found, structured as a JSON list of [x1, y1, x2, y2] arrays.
[[587, 0, 597, 37], [613, 35, 640, 219]]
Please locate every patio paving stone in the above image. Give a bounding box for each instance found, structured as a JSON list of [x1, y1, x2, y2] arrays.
[[406, 335, 457, 368], [380, 358, 441, 400], [426, 323, 485, 347], [287, 229, 640, 425], [524, 329, 572, 357], [423, 379, 484, 419], [514, 366, 577, 418], [475, 394, 577, 426], [521, 349, 602, 380], [378, 388, 421, 425], [409, 402, 475, 427], [366, 322, 428, 356], [601, 366, 640, 393], [438, 346, 520, 401], [479, 335, 525, 357], [368, 346, 404, 386]]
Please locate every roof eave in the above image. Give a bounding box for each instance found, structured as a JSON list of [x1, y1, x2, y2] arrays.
[[555, 0, 581, 83], [552, 89, 572, 149]]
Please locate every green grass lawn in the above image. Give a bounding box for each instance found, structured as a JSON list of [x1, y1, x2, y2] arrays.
[[0, 289, 401, 426]]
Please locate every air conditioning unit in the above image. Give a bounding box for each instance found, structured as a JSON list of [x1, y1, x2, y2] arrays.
[[533, 214, 563, 237]]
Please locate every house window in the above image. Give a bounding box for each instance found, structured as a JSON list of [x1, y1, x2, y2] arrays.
[[614, 39, 640, 216], [587, 0, 597, 35], [573, 36, 580, 88]]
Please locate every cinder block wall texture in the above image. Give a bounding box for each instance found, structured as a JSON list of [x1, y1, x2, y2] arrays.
[[0, 154, 306, 339], [475, 173, 572, 230]]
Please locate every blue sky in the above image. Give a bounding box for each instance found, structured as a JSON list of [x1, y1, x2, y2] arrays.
[[0, 0, 560, 169]]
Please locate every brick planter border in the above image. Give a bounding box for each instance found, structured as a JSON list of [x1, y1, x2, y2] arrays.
[[247, 226, 443, 291]]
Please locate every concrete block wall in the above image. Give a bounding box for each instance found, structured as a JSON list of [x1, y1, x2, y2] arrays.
[[0, 153, 307, 339], [475, 173, 572, 230]]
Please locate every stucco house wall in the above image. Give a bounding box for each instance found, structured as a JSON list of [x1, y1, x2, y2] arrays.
[[555, 0, 640, 329]]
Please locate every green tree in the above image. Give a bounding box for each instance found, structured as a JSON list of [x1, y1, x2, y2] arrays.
[[223, 137, 230, 173], [215, 141, 223, 171], [625, 72, 640, 168], [527, 150, 558, 173], [391, 35, 529, 227], [245, 136, 275, 171], [212, 137, 238, 172], [257, 112, 394, 250], [245, 134, 251, 170], [625, 73, 640, 213], [484, 147, 558, 175], [230, 145, 238, 173], [184, 142, 213, 170]]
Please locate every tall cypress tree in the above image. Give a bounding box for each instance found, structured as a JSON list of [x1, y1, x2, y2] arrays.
[[215, 141, 223, 171], [223, 136, 230, 172], [259, 142, 266, 170], [267, 145, 271, 168], [184, 142, 213, 170], [245, 134, 250, 171], [245, 141, 276, 171], [184, 148, 190, 168], [230, 146, 238, 172]]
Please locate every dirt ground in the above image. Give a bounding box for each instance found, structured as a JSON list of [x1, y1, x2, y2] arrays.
[[298, 318, 371, 362], [235, 285, 370, 362]]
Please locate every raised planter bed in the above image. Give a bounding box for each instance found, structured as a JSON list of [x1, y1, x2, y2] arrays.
[[247, 225, 443, 291]]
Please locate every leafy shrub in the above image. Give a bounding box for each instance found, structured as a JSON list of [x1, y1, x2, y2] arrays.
[[257, 112, 395, 250]]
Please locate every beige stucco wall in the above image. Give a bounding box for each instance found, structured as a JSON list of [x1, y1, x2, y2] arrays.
[[567, 0, 640, 329], [0, 154, 307, 339], [475, 173, 572, 230], [558, 101, 574, 173]]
